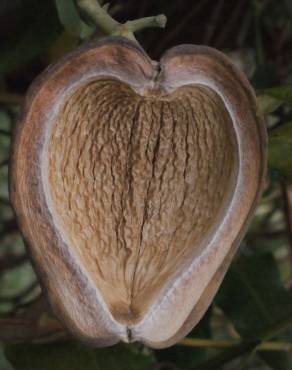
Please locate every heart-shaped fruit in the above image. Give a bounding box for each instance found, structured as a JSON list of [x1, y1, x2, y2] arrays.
[[10, 37, 266, 348]]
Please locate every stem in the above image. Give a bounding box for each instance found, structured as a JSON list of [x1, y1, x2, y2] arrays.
[[102, 2, 110, 12], [75, 0, 166, 42], [192, 313, 292, 370], [179, 337, 292, 352], [127, 15, 167, 33], [76, 0, 119, 34]]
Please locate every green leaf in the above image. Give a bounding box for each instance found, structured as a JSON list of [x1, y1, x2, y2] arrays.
[[0, 0, 62, 74], [261, 351, 292, 370], [257, 94, 283, 115], [215, 253, 292, 369], [94, 344, 154, 370], [5, 342, 154, 370], [268, 122, 292, 181], [5, 341, 98, 370], [260, 85, 292, 106], [54, 0, 94, 39], [216, 253, 292, 336]]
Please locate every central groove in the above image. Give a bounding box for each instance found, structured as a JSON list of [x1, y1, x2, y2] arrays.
[[47, 78, 237, 324]]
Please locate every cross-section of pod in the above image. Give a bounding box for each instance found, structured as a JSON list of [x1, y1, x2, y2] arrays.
[[10, 37, 267, 348]]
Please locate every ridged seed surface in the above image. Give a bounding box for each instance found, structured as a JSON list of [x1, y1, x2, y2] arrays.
[[48, 78, 236, 323]]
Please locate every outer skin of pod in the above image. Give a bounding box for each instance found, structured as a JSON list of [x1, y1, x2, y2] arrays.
[[10, 37, 266, 348]]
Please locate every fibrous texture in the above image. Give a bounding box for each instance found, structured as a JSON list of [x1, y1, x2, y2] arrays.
[[11, 38, 266, 347], [47, 78, 237, 324]]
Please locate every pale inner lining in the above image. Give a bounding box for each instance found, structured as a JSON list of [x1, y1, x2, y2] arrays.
[[47, 78, 237, 323]]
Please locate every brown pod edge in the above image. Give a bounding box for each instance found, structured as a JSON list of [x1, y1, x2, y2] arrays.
[[10, 37, 267, 348]]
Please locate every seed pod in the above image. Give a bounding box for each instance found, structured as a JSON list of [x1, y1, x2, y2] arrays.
[[10, 37, 266, 348]]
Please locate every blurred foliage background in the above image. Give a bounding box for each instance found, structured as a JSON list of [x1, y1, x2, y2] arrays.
[[0, 0, 292, 369]]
